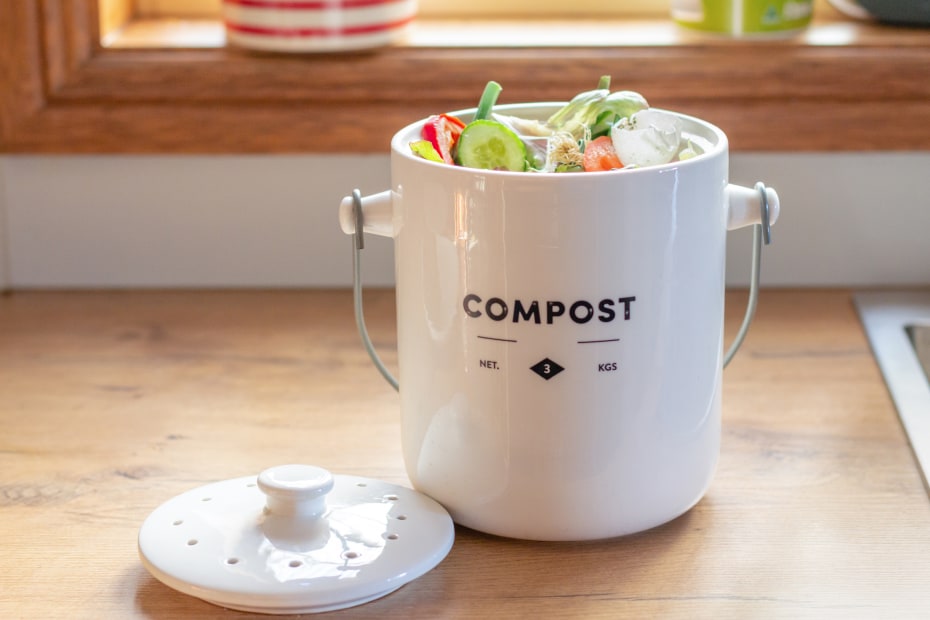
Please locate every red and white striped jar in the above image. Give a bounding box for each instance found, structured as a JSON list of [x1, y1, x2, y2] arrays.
[[222, 0, 417, 52]]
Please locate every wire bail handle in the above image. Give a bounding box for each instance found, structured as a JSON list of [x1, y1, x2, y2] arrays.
[[351, 189, 397, 391], [352, 189, 365, 251], [721, 182, 772, 367], [757, 181, 773, 246], [350, 182, 773, 390]]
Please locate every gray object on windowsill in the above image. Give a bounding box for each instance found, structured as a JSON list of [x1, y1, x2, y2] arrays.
[[830, 0, 930, 26]]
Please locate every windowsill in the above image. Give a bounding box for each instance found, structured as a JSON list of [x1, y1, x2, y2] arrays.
[[102, 16, 903, 49], [3, 6, 930, 154]]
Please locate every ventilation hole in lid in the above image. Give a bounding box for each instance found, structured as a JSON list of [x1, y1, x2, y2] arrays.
[[226, 558, 239, 565], [246, 483, 256, 487], [356, 482, 367, 487], [187, 539, 199, 546], [386, 533, 399, 540], [343, 551, 360, 559], [289, 560, 303, 568], [385, 494, 399, 501], [172, 520, 183, 526], [201, 497, 212, 502], [396, 514, 408, 521]]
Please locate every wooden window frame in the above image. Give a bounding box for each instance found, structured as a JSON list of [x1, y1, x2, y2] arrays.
[[2, 0, 929, 154]]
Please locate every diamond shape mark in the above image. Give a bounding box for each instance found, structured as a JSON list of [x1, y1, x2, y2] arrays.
[[530, 357, 565, 380]]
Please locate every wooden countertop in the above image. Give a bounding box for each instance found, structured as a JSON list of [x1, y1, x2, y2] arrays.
[[1, 289, 928, 618]]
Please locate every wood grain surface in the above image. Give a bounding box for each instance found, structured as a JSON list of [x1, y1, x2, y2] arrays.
[[1, 289, 929, 618], [2, 1, 930, 153]]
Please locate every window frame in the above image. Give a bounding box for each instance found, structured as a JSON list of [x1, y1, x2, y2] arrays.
[[2, 0, 930, 154]]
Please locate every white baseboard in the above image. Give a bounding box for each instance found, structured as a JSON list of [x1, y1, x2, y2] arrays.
[[1, 152, 928, 289]]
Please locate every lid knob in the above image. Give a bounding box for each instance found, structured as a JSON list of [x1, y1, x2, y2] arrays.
[[258, 464, 334, 519]]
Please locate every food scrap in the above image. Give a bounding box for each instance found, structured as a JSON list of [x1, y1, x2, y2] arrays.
[[409, 77, 700, 173]]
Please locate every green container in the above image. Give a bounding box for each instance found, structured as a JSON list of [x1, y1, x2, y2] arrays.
[[672, 0, 813, 36]]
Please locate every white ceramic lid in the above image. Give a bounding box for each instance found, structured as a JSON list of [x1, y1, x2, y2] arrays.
[[138, 464, 454, 614]]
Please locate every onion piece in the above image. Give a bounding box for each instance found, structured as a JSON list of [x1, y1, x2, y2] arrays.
[[610, 109, 682, 168]]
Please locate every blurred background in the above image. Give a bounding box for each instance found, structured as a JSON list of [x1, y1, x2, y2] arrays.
[[1, 0, 928, 291]]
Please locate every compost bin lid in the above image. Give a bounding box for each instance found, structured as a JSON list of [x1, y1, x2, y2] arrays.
[[138, 464, 454, 614]]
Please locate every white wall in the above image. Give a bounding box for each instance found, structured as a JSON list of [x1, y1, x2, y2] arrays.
[[0, 152, 928, 290]]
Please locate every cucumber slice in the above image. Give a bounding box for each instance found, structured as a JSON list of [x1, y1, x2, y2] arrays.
[[455, 120, 527, 172]]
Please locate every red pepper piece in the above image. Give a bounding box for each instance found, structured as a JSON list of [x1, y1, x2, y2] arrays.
[[421, 114, 466, 165], [583, 136, 623, 172]]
